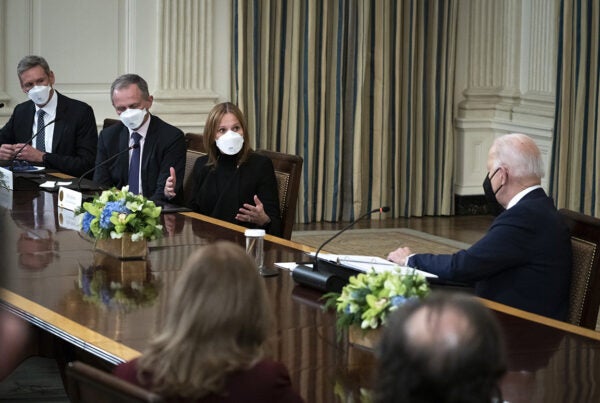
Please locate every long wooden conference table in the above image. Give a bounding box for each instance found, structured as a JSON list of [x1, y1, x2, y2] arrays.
[[1, 186, 600, 402]]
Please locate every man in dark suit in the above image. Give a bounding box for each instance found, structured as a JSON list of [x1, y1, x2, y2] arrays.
[[388, 133, 572, 321], [0, 55, 97, 177], [94, 74, 185, 202]]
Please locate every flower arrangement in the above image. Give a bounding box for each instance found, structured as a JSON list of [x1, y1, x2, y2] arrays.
[[324, 268, 430, 331], [78, 186, 163, 241]]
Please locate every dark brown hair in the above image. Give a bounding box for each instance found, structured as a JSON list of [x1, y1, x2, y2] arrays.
[[374, 292, 506, 403], [203, 102, 252, 166]]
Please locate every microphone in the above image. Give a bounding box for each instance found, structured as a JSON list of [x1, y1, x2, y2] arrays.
[[75, 143, 139, 190], [9, 118, 59, 170], [292, 206, 390, 292]]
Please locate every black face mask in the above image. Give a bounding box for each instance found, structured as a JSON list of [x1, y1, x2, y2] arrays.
[[483, 168, 504, 215]]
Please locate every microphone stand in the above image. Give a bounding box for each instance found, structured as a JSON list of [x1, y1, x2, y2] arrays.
[[9, 118, 59, 171], [292, 206, 390, 293], [75, 143, 139, 190]]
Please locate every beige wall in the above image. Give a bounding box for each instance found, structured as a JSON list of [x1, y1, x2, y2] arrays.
[[0, 0, 232, 133]]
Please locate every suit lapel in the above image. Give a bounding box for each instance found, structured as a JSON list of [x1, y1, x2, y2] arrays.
[[141, 115, 158, 189], [51, 93, 66, 152], [18, 102, 36, 144], [119, 126, 130, 183]]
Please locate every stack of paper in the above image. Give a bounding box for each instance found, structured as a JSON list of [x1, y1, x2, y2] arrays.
[[310, 253, 438, 278]]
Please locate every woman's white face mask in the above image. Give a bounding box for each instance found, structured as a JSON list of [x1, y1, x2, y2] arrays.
[[216, 130, 244, 155]]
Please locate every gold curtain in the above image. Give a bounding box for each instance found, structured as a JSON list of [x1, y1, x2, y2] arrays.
[[233, 0, 457, 223], [551, 0, 600, 214]]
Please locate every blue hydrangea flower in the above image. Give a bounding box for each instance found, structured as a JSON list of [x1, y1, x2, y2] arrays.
[[82, 212, 94, 233], [391, 295, 407, 307], [99, 200, 130, 229]]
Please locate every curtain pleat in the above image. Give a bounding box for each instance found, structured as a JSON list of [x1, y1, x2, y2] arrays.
[[233, 0, 457, 223], [551, 0, 600, 215]]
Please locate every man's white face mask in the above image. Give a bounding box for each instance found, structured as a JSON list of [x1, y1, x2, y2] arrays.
[[216, 130, 244, 155], [28, 85, 52, 105], [120, 108, 147, 130]]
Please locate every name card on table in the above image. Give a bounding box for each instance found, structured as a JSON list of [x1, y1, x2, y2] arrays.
[[58, 186, 82, 211], [0, 166, 14, 191], [58, 207, 81, 231]]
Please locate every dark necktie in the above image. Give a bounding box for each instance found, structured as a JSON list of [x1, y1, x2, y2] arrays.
[[128, 132, 142, 194], [36, 110, 46, 152]]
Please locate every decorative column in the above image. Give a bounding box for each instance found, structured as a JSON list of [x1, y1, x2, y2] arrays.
[[512, 0, 557, 127], [454, 0, 558, 196], [152, 0, 221, 132]]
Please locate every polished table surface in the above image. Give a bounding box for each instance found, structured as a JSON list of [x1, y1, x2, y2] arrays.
[[2, 187, 600, 403]]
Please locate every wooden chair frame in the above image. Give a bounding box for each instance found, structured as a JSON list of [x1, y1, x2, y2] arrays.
[[66, 361, 164, 403], [256, 149, 303, 240], [559, 208, 600, 331]]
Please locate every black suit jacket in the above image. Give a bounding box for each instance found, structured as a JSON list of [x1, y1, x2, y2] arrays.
[[410, 188, 572, 320], [189, 152, 282, 236], [0, 92, 97, 176], [93, 115, 186, 202]]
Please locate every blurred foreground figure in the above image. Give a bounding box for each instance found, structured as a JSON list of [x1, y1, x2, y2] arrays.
[[374, 292, 506, 403]]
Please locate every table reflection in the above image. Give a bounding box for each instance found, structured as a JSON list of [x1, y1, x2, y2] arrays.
[[77, 253, 160, 312]]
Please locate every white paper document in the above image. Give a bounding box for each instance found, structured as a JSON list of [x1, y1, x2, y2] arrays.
[[274, 262, 303, 271], [308, 252, 438, 278]]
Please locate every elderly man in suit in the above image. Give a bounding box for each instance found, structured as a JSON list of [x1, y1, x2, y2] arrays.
[[94, 74, 185, 203], [388, 133, 572, 321], [0, 55, 97, 177]]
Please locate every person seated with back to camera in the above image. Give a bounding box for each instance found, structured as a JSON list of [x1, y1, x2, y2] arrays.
[[373, 292, 507, 403], [387, 133, 572, 321], [113, 241, 303, 402], [163, 102, 282, 237]]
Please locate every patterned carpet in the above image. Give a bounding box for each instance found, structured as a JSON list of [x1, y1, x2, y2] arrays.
[[0, 357, 68, 402], [291, 227, 471, 258]]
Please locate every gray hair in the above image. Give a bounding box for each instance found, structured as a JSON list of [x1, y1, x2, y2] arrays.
[[17, 55, 51, 78], [110, 74, 151, 102], [490, 133, 545, 179]]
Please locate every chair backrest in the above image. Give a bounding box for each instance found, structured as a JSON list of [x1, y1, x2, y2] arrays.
[[103, 118, 120, 130], [256, 149, 303, 240], [183, 133, 206, 204], [66, 361, 164, 403], [559, 208, 600, 331], [185, 132, 206, 153]]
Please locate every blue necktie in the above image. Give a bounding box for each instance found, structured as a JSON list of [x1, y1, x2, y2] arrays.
[[128, 132, 141, 194], [36, 110, 46, 152]]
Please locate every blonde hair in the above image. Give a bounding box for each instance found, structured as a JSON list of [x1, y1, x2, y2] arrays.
[[137, 241, 272, 399], [203, 102, 252, 166]]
